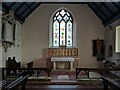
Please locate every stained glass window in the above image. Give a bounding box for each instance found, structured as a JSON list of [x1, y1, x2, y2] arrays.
[[53, 9, 73, 47]]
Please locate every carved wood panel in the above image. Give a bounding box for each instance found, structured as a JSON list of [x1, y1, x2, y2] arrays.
[[47, 48, 78, 57]]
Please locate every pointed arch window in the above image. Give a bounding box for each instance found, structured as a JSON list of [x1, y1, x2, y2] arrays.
[[53, 9, 73, 47]]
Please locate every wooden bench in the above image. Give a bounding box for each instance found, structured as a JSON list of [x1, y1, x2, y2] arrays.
[[2, 75, 29, 90], [0, 80, 7, 89], [76, 68, 120, 79], [101, 75, 120, 90], [2, 68, 51, 79], [35, 68, 51, 77]]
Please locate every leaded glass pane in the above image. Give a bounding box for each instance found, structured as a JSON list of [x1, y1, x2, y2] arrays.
[[54, 17, 56, 21], [56, 12, 59, 16], [60, 20, 65, 46], [53, 20, 59, 46], [63, 15, 69, 22], [57, 15, 62, 22], [60, 10, 65, 16], [67, 12, 70, 16], [70, 17, 72, 21], [67, 20, 72, 46], [53, 9, 73, 47]]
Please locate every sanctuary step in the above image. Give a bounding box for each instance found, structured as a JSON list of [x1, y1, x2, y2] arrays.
[[51, 70, 76, 80]]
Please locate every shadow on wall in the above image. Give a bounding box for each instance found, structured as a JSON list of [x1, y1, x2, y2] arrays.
[[33, 58, 47, 68], [24, 48, 48, 68], [42, 48, 48, 58]]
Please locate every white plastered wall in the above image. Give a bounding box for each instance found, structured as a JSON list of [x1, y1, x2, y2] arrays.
[[22, 4, 105, 68]]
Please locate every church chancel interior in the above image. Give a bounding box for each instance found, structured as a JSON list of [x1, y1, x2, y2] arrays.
[[0, 1, 120, 90]]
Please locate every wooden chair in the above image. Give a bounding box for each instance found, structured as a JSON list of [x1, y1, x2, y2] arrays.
[[26, 62, 34, 76], [6, 57, 21, 76]]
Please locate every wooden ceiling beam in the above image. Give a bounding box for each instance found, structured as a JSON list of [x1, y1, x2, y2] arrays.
[[93, 2, 108, 18]]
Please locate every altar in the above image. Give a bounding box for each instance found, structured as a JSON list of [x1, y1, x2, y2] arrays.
[[51, 57, 75, 70], [47, 48, 78, 71]]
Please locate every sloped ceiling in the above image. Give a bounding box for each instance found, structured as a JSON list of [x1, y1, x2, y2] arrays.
[[88, 2, 120, 26], [2, 2, 120, 26], [2, 2, 41, 23]]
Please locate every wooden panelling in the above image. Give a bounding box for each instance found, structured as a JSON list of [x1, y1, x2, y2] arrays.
[[47, 48, 78, 57]]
